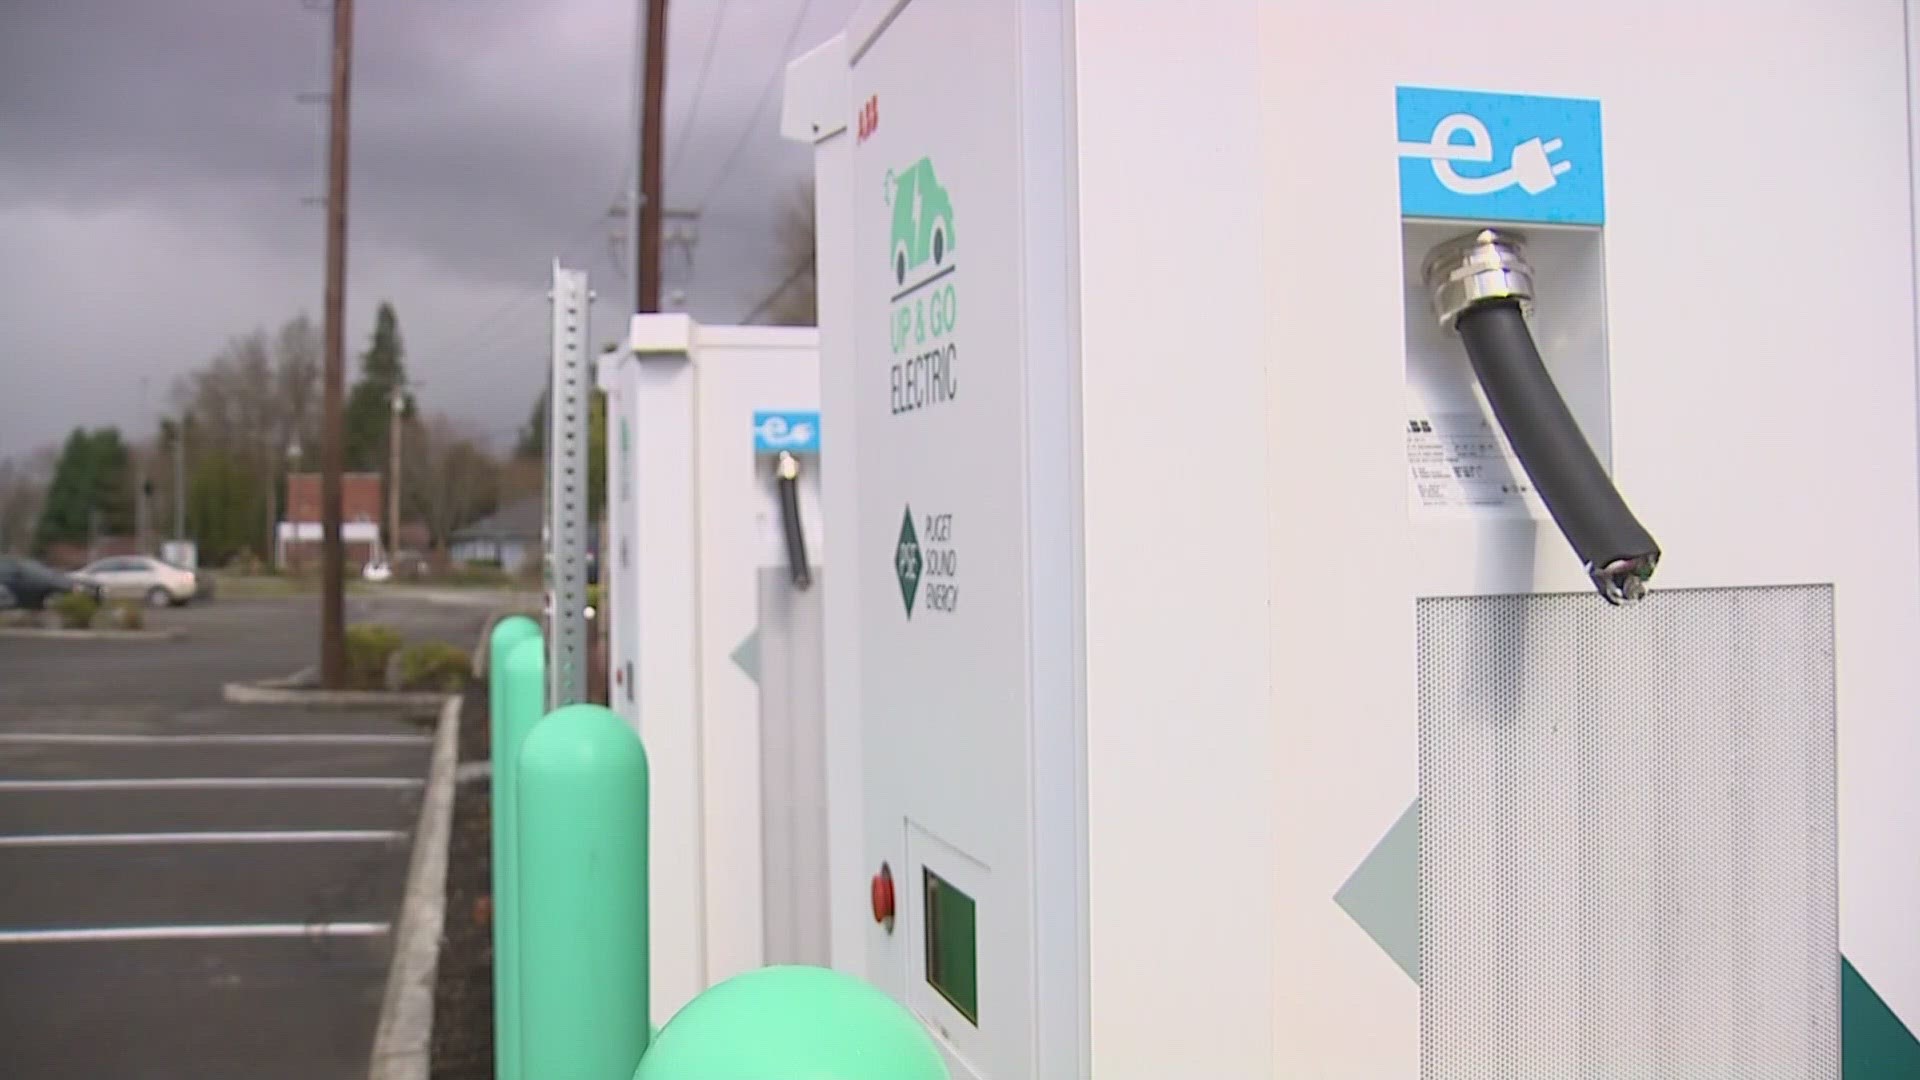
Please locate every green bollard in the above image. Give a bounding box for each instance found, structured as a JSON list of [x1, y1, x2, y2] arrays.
[[519, 703, 650, 1080], [631, 965, 948, 1080], [492, 630, 546, 1080]]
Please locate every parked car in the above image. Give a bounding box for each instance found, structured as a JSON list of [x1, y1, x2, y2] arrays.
[[0, 582, 14, 610], [0, 556, 104, 609], [74, 554, 203, 608]]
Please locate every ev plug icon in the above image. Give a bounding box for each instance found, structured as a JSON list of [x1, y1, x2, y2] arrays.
[[1398, 113, 1572, 197]]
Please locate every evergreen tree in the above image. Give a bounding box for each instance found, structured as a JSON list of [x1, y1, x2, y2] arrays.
[[186, 448, 265, 565], [515, 386, 547, 459], [34, 428, 133, 545], [344, 302, 414, 471], [512, 383, 606, 515]]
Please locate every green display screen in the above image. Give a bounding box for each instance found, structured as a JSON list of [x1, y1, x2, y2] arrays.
[[922, 867, 978, 1025]]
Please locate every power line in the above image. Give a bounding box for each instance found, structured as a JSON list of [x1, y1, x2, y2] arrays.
[[695, 0, 814, 213], [419, 210, 615, 351], [665, 0, 730, 189], [738, 261, 812, 325]]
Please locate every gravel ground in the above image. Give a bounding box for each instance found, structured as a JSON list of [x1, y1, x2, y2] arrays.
[[431, 689, 494, 1080]]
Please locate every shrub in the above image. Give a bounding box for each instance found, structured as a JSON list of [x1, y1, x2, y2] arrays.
[[54, 590, 98, 630], [112, 601, 144, 631], [344, 623, 404, 690], [397, 641, 472, 692]]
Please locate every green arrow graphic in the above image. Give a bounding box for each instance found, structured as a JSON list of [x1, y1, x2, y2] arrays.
[[729, 629, 759, 685], [1334, 798, 1420, 982]]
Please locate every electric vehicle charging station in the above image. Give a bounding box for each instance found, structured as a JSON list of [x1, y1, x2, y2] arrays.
[[597, 315, 840, 1030], [788, 2, 1920, 1076]]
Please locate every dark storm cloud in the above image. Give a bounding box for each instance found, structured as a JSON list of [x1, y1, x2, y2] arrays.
[[0, 0, 847, 459]]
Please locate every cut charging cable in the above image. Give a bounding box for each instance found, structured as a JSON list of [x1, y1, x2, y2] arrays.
[[1425, 229, 1660, 604], [776, 450, 813, 590]]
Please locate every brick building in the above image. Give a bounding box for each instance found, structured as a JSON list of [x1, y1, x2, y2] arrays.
[[276, 472, 383, 571]]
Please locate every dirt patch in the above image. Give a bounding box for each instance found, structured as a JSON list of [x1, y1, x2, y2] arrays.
[[430, 689, 494, 1079]]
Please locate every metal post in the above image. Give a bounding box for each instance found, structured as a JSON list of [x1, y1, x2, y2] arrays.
[[318, 0, 355, 688], [490, 624, 544, 1080], [518, 702, 650, 1078], [547, 264, 592, 708]]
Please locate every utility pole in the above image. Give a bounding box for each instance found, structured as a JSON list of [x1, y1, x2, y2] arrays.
[[387, 386, 405, 562], [172, 419, 186, 540], [136, 376, 149, 552], [637, 0, 668, 314], [319, 0, 354, 689]]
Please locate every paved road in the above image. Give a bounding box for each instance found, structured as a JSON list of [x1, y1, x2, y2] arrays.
[[0, 594, 490, 1080]]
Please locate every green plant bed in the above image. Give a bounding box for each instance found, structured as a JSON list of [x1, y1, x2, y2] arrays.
[[110, 601, 144, 631], [53, 591, 98, 630], [398, 641, 472, 691], [345, 623, 404, 689]]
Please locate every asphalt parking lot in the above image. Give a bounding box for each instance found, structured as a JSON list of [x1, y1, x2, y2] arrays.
[[0, 593, 490, 1080]]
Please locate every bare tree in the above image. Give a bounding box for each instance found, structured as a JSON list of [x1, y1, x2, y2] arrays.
[[165, 316, 324, 558], [757, 176, 816, 326], [402, 412, 500, 550], [0, 448, 54, 553], [171, 316, 320, 462], [273, 314, 322, 458], [173, 331, 276, 458]]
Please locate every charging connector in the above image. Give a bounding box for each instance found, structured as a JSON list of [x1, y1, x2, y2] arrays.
[[1424, 229, 1660, 604]]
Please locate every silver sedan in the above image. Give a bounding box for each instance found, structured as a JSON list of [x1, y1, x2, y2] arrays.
[[75, 555, 204, 608]]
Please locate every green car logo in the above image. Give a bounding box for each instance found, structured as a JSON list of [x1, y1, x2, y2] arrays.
[[889, 157, 955, 286]]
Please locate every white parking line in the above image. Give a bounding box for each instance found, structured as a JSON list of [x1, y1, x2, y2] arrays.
[[0, 777, 424, 792], [0, 830, 404, 848], [0, 923, 391, 944], [0, 732, 430, 746]]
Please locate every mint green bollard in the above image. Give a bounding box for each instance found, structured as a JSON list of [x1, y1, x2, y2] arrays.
[[492, 630, 545, 1080], [632, 965, 948, 1080], [519, 703, 650, 1080]]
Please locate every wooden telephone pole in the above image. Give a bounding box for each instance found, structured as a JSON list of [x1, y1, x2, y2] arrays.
[[638, 0, 667, 314], [319, 0, 354, 688]]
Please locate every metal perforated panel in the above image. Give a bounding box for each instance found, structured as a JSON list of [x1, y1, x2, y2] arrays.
[[1417, 586, 1838, 1079], [757, 567, 830, 968]]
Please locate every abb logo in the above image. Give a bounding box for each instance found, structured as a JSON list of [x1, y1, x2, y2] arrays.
[[857, 95, 878, 143]]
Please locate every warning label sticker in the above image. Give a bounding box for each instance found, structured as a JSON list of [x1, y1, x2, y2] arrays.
[[1406, 410, 1536, 512]]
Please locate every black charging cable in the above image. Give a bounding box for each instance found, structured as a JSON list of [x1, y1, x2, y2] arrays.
[[1427, 230, 1660, 604], [776, 451, 812, 590]]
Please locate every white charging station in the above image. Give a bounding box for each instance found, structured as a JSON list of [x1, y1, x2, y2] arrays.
[[788, 2, 1920, 1076], [597, 316, 839, 1029]]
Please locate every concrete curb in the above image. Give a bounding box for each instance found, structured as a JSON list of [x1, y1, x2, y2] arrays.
[[221, 681, 453, 710], [368, 694, 461, 1080], [407, 588, 544, 612], [0, 626, 186, 642]]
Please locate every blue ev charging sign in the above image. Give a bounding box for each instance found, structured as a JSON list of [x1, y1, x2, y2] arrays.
[[1396, 86, 1605, 226], [753, 410, 821, 455]]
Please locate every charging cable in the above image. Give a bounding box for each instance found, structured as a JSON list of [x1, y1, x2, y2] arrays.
[[1425, 229, 1660, 604], [775, 451, 813, 591]]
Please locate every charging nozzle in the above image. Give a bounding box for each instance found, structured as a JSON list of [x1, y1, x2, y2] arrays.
[[1424, 229, 1661, 605]]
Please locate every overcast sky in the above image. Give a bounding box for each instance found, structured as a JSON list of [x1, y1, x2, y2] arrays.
[[0, 0, 854, 461]]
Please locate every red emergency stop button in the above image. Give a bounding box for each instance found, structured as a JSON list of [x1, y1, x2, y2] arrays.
[[871, 863, 895, 933]]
